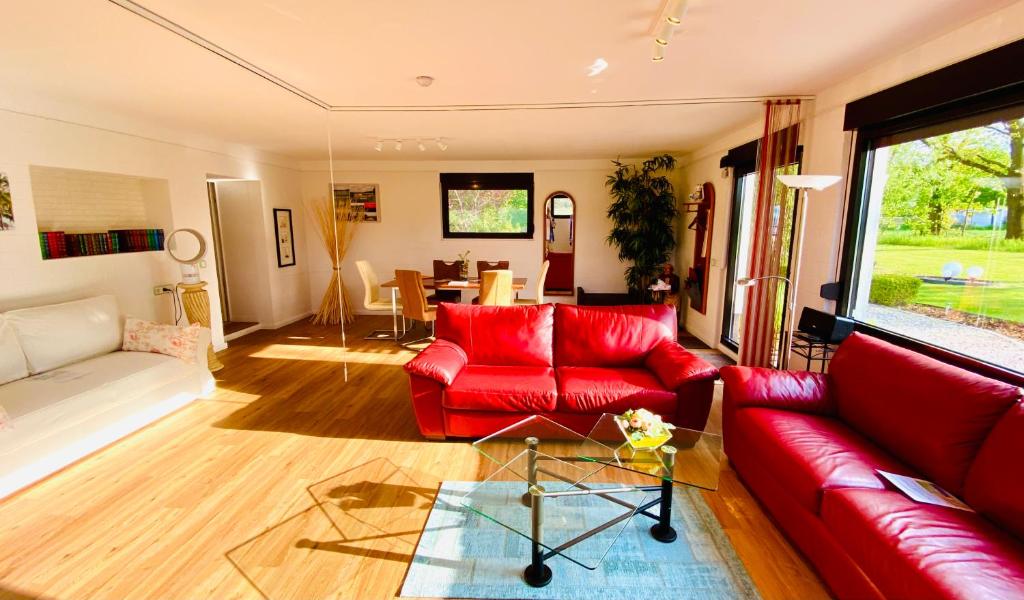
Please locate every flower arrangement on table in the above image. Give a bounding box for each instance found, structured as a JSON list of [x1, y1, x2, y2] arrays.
[[457, 250, 471, 280], [616, 408, 675, 450]]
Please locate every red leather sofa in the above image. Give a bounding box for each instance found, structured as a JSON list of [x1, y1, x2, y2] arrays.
[[404, 303, 718, 439], [721, 332, 1024, 600]]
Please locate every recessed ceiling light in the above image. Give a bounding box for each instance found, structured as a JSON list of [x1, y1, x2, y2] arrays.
[[586, 58, 609, 77]]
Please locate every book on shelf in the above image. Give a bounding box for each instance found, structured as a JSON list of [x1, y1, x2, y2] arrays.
[[38, 228, 164, 259]]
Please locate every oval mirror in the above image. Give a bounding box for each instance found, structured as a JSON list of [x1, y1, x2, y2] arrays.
[[167, 228, 206, 264], [543, 192, 575, 296]]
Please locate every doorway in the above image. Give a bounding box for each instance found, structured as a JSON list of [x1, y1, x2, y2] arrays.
[[207, 178, 267, 340]]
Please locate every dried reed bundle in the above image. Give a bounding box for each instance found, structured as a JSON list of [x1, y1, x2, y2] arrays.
[[308, 195, 362, 325]]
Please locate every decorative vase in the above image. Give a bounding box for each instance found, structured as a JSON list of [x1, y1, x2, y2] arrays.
[[459, 261, 469, 280]]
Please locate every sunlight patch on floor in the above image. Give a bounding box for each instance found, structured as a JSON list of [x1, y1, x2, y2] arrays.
[[249, 344, 409, 365]]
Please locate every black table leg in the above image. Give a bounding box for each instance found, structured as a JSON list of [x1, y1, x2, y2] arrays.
[[523, 483, 552, 587], [650, 446, 678, 543]]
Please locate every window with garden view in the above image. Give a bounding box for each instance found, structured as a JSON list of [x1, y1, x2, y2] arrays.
[[440, 173, 534, 239], [850, 109, 1023, 373]]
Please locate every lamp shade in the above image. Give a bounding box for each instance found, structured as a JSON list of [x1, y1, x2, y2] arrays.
[[777, 174, 842, 191]]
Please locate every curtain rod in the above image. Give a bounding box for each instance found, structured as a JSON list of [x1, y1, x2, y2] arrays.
[[328, 97, 816, 113]]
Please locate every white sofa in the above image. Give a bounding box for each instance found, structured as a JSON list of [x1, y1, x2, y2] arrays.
[[0, 295, 214, 499]]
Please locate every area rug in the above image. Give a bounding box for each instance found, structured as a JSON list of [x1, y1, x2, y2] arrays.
[[400, 481, 760, 600]]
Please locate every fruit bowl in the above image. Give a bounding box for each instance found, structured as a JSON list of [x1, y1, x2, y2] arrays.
[[615, 411, 673, 450]]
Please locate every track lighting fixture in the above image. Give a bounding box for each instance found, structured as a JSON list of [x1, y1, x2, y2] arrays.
[[417, 140, 426, 152], [394, 140, 402, 151], [653, 45, 665, 62], [437, 139, 448, 151], [370, 137, 449, 152], [666, 0, 688, 25], [374, 140, 383, 152], [651, 0, 687, 62]]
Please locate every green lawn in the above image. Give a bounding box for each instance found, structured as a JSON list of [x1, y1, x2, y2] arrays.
[[873, 245, 1024, 323], [873, 246, 1024, 283]]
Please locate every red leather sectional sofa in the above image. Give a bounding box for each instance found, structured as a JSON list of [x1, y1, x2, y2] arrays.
[[404, 303, 718, 439], [721, 332, 1024, 600]]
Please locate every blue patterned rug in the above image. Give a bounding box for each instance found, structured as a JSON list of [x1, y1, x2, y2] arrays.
[[400, 481, 760, 599]]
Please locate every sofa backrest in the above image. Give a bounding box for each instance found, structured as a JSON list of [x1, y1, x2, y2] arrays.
[[3, 295, 123, 374], [829, 332, 1021, 496], [964, 401, 1024, 540], [553, 304, 677, 367], [0, 317, 29, 385], [435, 303, 554, 367]]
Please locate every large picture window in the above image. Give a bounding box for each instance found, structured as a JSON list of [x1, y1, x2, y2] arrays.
[[841, 90, 1024, 374], [440, 173, 534, 239]]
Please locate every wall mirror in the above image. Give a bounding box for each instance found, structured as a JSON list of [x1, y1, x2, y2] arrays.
[[543, 191, 575, 295]]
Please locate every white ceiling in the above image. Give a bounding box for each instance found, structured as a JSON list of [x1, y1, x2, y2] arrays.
[[0, 0, 1017, 161]]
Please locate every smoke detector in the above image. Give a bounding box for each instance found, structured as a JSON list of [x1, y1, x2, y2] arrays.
[[415, 75, 435, 87]]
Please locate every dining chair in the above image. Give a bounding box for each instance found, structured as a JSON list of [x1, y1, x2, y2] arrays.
[[355, 260, 406, 340], [476, 260, 510, 277], [515, 260, 550, 305], [474, 269, 514, 306], [431, 260, 463, 303], [395, 269, 437, 348]]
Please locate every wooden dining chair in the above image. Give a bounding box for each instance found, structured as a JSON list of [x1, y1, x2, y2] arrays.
[[516, 260, 550, 305], [476, 260, 510, 277], [474, 270, 514, 306], [430, 260, 463, 303], [395, 269, 437, 347]]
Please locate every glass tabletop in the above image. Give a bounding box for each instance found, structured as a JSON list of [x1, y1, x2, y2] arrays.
[[472, 413, 722, 491], [460, 448, 650, 570]]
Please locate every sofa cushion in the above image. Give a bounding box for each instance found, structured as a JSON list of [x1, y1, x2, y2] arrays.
[[822, 488, 1024, 600], [553, 304, 676, 368], [4, 295, 123, 374], [443, 365, 557, 412], [964, 401, 1024, 540], [436, 303, 554, 367], [829, 332, 1021, 496], [0, 317, 28, 385], [733, 407, 912, 513], [556, 367, 676, 415]]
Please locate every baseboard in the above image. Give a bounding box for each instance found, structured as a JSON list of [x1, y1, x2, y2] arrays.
[[270, 311, 313, 329]]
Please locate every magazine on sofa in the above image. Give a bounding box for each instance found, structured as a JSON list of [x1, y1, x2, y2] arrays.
[[877, 470, 974, 512]]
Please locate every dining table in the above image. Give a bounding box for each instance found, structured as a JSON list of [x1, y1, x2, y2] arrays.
[[380, 275, 528, 341]]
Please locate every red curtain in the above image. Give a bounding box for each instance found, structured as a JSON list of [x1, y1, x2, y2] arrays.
[[739, 100, 802, 367]]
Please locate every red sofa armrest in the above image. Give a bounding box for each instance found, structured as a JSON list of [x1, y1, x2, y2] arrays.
[[720, 365, 835, 415], [403, 339, 468, 386], [644, 340, 719, 390]]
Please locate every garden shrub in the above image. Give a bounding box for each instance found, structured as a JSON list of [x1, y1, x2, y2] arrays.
[[870, 275, 923, 306]]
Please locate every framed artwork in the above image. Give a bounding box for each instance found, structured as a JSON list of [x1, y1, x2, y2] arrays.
[[0, 171, 14, 231], [274, 208, 296, 267], [332, 183, 380, 222]]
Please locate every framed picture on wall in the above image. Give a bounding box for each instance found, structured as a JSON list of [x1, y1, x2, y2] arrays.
[[332, 183, 380, 222], [0, 171, 14, 231], [274, 208, 296, 267]]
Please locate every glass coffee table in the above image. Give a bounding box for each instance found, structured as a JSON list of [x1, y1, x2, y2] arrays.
[[462, 414, 722, 587]]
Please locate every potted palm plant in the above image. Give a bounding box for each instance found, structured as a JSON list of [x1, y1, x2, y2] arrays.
[[606, 154, 679, 299]]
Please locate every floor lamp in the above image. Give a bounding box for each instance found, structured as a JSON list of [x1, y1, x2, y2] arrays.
[[738, 174, 841, 370]]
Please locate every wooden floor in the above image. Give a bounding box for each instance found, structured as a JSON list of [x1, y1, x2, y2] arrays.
[[0, 316, 829, 600]]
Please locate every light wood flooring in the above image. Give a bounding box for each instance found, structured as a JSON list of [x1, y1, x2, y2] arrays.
[[0, 316, 829, 600]]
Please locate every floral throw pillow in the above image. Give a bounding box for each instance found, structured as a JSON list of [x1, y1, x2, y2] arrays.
[[122, 318, 202, 365]]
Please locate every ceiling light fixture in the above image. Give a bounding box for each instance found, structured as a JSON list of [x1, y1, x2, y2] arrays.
[[437, 139, 448, 151], [415, 75, 435, 87], [394, 140, 403, 151], [417, 140, 427, 152], [653, 45, 665, 62], [586, 58, 609, 77], [666, 0, 688, 25], [374, 140, 383, 152]]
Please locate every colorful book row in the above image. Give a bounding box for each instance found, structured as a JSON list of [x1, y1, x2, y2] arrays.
[[39, 229, 165, 260]]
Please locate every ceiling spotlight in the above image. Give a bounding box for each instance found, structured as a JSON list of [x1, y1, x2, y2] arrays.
[[652, 44, 665, 62], [417, 140, 427, 152], [666, 0, 688, 25], [374, 140, 383, 152], [437, 139, 448, 151], [654, 21, 672, 46], [394, 140, 402, 151], [415, 75, 434, 87]]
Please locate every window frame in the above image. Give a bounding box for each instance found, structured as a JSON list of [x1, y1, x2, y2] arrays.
[[837, 80, 1024, 380], [440, 172, 535, 239]]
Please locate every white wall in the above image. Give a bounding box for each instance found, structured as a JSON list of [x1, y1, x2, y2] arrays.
[[300, 159, 631, 314], [676, 2, 1024, 356], [0, 108, 314, 350]]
